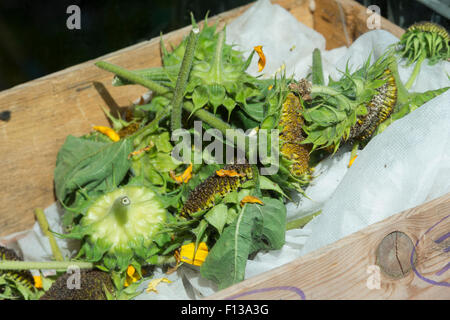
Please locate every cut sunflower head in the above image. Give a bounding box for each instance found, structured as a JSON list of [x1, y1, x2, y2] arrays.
[[69, 185, 168, 271], [258, 75, 313, 193], [301, 52, 398, 152], [397, 22, 449, 65], [180, 163, 253, 216]]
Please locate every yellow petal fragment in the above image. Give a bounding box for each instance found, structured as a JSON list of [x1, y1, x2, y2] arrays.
[[240, 195, 264, 207], [124, 265, 141, 287], [170, 163, 193, 184], [254, 45, 266, 72], [93, 125, 120, 142], [33, 275, 43, 289], [179, 242, 209, 266], [128, 144, 153, 159], [146, 277, 172, 294], [348, 155, 358, 168], [215, 169, 245, 177]]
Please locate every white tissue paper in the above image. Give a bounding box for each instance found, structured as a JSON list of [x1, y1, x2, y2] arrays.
[[2, 0, 449, 299]]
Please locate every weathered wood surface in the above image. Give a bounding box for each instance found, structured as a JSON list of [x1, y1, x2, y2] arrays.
[[208, 193, 450, 300], [314, 0, 404, 49]]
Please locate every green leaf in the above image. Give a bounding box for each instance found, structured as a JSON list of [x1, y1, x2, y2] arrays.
[[241, 101, 265, 122], [200, 197, 286, 289], [205, 203, 228, 234], [259, 176, 288, 198], [54, 136, 133, 205]]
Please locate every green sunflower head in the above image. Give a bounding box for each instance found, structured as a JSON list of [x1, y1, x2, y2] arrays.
[[398, 22, 449, 65], [69, 185, 169, 271], [161, 17, 261, 119]]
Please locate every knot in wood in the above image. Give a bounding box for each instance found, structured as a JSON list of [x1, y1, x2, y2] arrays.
[[376, 231, 416, 279]]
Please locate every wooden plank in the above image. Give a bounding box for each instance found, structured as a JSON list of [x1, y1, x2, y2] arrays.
[[314, 0, 404, 49], [208, 193, 450, 300]]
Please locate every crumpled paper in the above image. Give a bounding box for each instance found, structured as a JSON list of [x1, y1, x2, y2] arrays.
[[2, 0, 449, 299]]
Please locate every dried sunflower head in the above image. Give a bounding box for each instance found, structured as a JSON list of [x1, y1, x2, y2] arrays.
[[180, 163, 253, 216], [302, 53, 398, 152]]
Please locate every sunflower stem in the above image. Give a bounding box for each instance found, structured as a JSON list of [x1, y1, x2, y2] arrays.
[[95, 61, 170, 96], [312, 48, 325, 85], [405, 52, 426, 90], [35, 208, 64, 262], [182, 101, 232, 135], [170, 27, 200, 132], [0, 260, 94, 271]]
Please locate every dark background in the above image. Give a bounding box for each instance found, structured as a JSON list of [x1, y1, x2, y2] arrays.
[[0, 0, 448, 91]]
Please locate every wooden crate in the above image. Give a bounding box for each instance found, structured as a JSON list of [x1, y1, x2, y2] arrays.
[[0, 0, 448, 299]]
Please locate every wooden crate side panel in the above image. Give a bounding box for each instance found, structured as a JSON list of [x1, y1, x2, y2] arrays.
[[208, 193, 450, 300], [314, 0, 404, 49]]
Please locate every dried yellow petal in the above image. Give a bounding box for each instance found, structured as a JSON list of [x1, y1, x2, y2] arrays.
[[124, 265, 141, 287], [33, 275, 43, 289], [146, 277, 172, 293], [179, 242, 209, 266], [215, 169, 245, 177], [93, 125, 120, 142], [348, 155, 358, 168], [170, 163, 193, 184], [240, 195, 264, 207], [128, 144, 153, 159], [254, 45, 266, 72]]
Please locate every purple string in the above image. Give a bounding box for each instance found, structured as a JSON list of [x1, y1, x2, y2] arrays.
[[411, 214, 450, 287]]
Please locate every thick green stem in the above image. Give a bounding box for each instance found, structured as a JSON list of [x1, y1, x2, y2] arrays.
[[0, 260, 94, 271], [35, 208, 64, 261], [405, 53, 425, 90], [95, 61, 170, 95], [131, 107, 170, 147], [312, 48, 325, 85], [111, 196, 130, 225], [171, 27, 200, 132], [182, 101, 232, 136], [387, 58, 409, 105], [286, 210, 322, 230], [112, 65, 180, 86]]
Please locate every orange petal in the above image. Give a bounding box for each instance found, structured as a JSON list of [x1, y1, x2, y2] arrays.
[[348, 155, 358, 168], [254, 45, 266, 72], [215, 169, 245, 177], [179, 242, 209, 266], [33, 275, 43, 289], [171, 163, 193, 184], [93, 125, 120, 142], [240, 195, 264, 207]]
